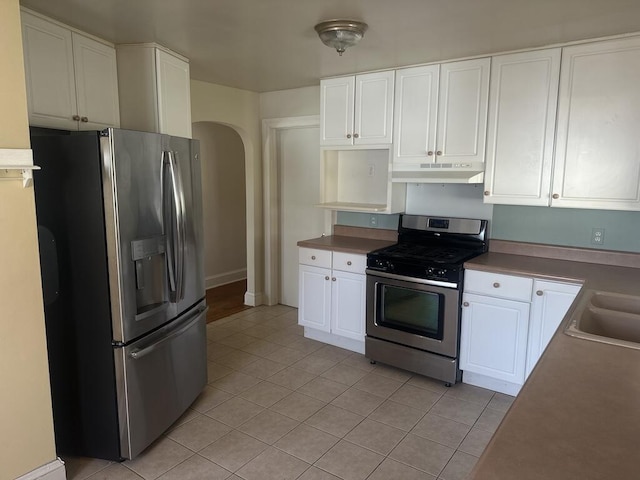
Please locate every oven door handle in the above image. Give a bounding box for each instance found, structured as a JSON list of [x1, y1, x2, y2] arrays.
[[365, 269, 458, 289]]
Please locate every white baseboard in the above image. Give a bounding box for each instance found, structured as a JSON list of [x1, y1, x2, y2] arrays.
[[304, 327, 365, 354], [15, 458, 66, 480], [462, 371, 521, 396], [243, 291, 264, 307], [205, 269, 247, 290]]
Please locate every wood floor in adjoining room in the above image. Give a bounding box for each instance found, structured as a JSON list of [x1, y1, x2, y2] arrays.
[[206, 280, 252, 323]]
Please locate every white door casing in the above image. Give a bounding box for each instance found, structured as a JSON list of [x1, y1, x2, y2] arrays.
[[263, 115, 330, 306]]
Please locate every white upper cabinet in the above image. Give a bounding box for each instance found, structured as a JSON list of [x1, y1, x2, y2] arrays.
[[484, 49, 561, 205], [21, 9, 120, 131], [393, 65, 439, 163], [117, 44, 192, 138], [320, 71, 394, 147], [393, 58, 490, 165], [156, 50, 193, 139], [72, 34, 121, 130], [553, 37, 640, 211]]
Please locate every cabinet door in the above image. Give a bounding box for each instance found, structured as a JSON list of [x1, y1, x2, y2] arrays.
[[460, 293, 530, 385], [320, 76, 355, 146], [331, 270, 366, 341], [393, 65, 439, 164], [156, 50, 192, 138], [436, 58, 490, 164], [72, 33, 120, 130], [484, 49, 561, 205], [354, 71, 394, 145], [553, 37, 640, 211], [21, 11, 78, 130], [526, 280, 581, 377], [298, 265, 331, 332]]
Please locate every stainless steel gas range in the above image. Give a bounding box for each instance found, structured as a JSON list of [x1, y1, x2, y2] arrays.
[[365, 214, 488, 386]]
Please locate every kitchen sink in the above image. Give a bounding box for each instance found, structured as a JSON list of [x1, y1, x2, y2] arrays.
[[565, 290, 640, 350]]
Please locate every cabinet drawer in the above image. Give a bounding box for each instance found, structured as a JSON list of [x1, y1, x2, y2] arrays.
[[332, 252, 366, 274], [299, 247, 332, 268], [464, 270, 533, 302]]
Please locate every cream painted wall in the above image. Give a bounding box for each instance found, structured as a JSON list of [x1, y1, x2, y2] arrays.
[[193, 122, 247, 287], [190, 80, 263, 305], [0, 0, 57, 478], [259, 86, 320, 118]]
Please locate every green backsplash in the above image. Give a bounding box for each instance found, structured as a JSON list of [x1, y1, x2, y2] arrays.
[[491, 205, 640, 252], [337, 206, 640, 253], [336, 212, 400, 230]]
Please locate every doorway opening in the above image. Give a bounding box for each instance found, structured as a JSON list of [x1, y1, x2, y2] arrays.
[[192, 122, 248, 318]]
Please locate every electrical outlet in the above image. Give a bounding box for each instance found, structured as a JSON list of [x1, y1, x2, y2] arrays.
[[369, 214, 378, 227], [591, 228, 605, 245]]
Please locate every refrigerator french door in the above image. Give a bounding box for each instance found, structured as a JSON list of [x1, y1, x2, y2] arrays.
[[33, 128, 206, 461]]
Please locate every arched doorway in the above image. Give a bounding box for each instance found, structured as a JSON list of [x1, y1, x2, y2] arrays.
[[192, 122, 247, 298]]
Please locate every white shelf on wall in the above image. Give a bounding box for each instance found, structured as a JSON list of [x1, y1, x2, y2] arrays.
[[0, 149, 39, 188]]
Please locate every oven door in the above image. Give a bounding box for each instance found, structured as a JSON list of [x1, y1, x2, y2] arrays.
[[366, 271, 460, 358]]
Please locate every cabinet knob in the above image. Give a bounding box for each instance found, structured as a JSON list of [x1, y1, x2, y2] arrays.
[[353, 133, 359, 138], [72, 115, 80, 121], [463, 302, 470, 307], [325, 276, 330, 281], [536, 290, 544, 296], [346, 134, 352, 139], [436, 150, 443, 156], [552, 193, 560, 199], [80, 116, 89, 122], [347, 261, 352, 266], [311, 255, 316, 260], [493, 282, 500, 288], [427, 151, 434, 156], [332, 277, 336, 281], [484, 191, 490, 196]]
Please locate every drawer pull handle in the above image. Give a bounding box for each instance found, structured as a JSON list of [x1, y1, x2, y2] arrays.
[[311, 255, 316, 260], [536, 290, 544, 296], [493, 282, 500, 288], [347, 261, 352, 266], [325, 276, 330, 281], [463, 302, 469, 307]]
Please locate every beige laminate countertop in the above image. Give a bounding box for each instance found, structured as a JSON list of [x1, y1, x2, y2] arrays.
[[297, 234, 396, 255], [465, 251, 640, 480]]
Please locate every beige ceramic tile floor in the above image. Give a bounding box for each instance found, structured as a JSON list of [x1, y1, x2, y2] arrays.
[[64, 305, 513, 480]]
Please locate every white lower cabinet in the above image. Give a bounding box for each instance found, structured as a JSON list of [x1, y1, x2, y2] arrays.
[[526, 279, 581, 377], [461, 269, 581, 395], [298, 248, 366, 353], [461, 292, 531, 396]]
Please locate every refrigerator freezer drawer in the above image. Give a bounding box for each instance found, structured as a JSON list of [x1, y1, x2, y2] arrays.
[[116, 301, 207, 459]]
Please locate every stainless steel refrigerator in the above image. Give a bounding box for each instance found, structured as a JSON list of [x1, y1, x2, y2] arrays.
[[32, 128, 207, 461]]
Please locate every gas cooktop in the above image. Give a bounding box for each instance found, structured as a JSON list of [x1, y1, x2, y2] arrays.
[[366, 214, 489, 284]]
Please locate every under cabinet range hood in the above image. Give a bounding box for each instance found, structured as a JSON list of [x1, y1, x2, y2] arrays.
[[392, 162, 485, 184]]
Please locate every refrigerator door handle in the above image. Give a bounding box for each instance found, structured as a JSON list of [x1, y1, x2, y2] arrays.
[[129, 305, 208, 360], [173, 150, 187, 302], [163, 151, 186, 303]]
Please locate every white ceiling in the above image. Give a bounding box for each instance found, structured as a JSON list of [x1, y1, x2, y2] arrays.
[[19, 0, 640, 93]]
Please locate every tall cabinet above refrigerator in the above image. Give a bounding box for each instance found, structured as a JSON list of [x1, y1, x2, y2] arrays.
[[32, 127, 207, 461]]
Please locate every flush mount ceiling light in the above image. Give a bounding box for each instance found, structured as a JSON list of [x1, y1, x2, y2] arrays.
[[314, 20, 368, 56]]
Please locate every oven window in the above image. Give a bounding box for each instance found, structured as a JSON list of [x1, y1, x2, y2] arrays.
[[378, 285, 444, 340]]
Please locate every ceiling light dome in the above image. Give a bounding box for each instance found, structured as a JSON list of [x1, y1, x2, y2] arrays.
[[314, 20, 368, 56]]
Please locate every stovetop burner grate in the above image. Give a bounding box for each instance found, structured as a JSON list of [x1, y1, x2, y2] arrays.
[[370, 243, 477, 265]]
